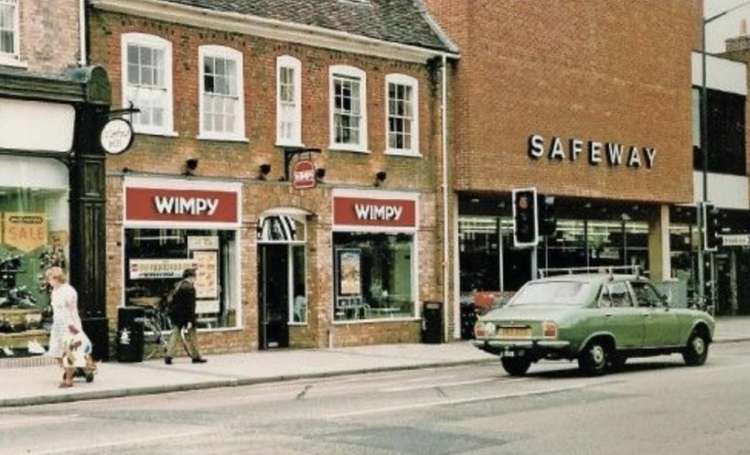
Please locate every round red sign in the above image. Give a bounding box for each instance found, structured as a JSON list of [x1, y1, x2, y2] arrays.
[[293, 160, 316, 190]]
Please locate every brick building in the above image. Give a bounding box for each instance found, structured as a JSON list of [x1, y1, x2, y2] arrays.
[[0, 0, 111, 359], [87, 0, 458, 354], [424, 0, 704, 332]]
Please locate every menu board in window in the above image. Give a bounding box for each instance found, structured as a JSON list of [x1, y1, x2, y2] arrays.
[[192, 250, 218, 299], [337, 249, 362, 296]]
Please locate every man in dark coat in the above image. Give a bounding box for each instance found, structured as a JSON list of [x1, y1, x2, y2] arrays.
[[165, 268, 207, 364]]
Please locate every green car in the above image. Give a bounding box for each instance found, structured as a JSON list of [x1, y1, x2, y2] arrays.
[[472, 274, 715, 376]]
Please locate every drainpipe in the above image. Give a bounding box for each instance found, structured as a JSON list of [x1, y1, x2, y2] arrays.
[[441, 53, 450, 342], [79, 0, 87, 65]]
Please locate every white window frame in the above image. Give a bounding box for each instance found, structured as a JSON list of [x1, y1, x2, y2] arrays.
[[0, 0, 24, 68], [198, 45, 247, 142], [276, 55, 303, 147], [385, 74, 420, 156], [121, 33, 176, 137], [329, 65, 368, 153]]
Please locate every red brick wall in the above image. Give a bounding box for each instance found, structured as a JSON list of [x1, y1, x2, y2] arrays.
[[425, 0, 700, 204], [91, 10, 446, 351]]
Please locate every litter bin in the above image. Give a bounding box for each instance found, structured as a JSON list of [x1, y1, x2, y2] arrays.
[[117, 306, 144, 363], [422, 301, 443, 344], [460, 301, 477, 340]]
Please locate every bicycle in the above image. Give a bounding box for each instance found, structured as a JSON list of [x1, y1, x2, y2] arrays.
[[128, 303, 172, 360]]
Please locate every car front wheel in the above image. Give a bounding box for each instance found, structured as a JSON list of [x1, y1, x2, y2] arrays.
[[579, 341, 609, 376], [683, 330, 709, 366], [501, 356, 532, 376]]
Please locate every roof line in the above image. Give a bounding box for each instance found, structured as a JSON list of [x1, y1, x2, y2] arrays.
[[90, 0, 460, 63], [413, 0, 460, 55]]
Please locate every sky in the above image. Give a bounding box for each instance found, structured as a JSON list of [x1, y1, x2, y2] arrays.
[[705, 0, 750, 52]]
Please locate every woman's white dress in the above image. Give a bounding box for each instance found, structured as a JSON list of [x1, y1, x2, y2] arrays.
[[46, 284, 82, 358]]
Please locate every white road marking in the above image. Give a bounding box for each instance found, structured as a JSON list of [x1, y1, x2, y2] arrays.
[[326, 380, 615, 419], [27, 429, 213, 455], [379, 377, 525, 393], [0, 414, 81, 428]]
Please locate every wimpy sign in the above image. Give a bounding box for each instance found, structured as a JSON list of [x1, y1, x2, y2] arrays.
[[333, 196, 416, 228], [354, 204, 403, 221], [154, 196, 219, 216], [125, 187, 239, 224]]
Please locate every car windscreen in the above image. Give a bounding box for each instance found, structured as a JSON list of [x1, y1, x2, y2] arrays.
[[510, 281, 592, 306]]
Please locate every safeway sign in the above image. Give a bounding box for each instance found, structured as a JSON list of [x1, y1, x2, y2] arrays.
[[293, 159, 316, 190]]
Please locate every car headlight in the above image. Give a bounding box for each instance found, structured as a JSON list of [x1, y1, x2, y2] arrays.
[[485, 322, 496, 336], [542, 321, 558, 339]]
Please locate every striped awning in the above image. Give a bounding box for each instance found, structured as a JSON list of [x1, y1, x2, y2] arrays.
[[257, 215, 301, 242]]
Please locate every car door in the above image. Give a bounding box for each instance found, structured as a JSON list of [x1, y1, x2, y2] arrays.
[[630, 280, 680, 347], [597, 281, 644, 349]]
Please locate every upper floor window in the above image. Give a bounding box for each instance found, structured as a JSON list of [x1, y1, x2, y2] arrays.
[[199, 45, 246, 141], [330, 65, 368, 152], [0, 0, 19, 64], [693, 87, 746, 176], [122, 33, 175, 136], [386, 74, 419, 155], [276, 55, 302, 146]]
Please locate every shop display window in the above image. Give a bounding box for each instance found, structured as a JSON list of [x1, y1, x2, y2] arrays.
[[333, 232, 414, 321], [124, 229, 238, 330], [458, 217, 499, 293], [0, 187, 69, 327], [0, 157, 69, 356]]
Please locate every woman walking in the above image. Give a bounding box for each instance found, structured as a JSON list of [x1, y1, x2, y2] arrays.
[[45, 267, 83, 388]]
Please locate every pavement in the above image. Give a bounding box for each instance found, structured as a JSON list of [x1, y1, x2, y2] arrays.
[[1, 316, 748, 408]]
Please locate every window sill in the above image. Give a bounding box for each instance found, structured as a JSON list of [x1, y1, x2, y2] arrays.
[[332, 317, 420, 325], [288, 322, 308, 327], [385, 150, 422, 158], [275, 141, 306, 148], [329, 145, 370, 154], [135, 129, 179, 138], [197, 134, 249, 143], [0, 57, 28, 69], [196, 326, 243, 333]]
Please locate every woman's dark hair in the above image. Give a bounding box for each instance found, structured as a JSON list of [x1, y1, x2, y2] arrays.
[[183, 268, 197, 278]]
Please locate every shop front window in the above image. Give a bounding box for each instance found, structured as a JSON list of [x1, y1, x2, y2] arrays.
[[124, 229, 238, 330], [0, 157, 69, 356], [333, 232, 414, 321], [458, 217, 499, 293]]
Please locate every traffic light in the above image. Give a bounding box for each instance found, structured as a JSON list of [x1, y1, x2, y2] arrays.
[[703, 202, 721, 251], [539, 195, 557, 237], [513, 187, 538, 248]]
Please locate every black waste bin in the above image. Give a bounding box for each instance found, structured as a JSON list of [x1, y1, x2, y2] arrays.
[[460, 302, 477, 340], [117, 307, 145, 362], [421, 301, 443, 344]]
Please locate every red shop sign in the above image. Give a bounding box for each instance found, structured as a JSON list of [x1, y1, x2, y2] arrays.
[[126, 187, 239, 223], [293, 159, 316, 190], [333, 196, 416, 228]]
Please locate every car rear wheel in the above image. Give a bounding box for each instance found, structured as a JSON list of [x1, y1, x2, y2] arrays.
[[683, 330, 709, 366], [579, 341, 609, 376], [501, 357, 532, 376]]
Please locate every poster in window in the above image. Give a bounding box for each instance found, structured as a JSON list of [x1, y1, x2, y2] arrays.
[[3, 213, 47, 252], [192, 250, 218, 299], [188, 236, 219, 251], [129, 258, 197, 280], [338, 249, 361, 296]]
